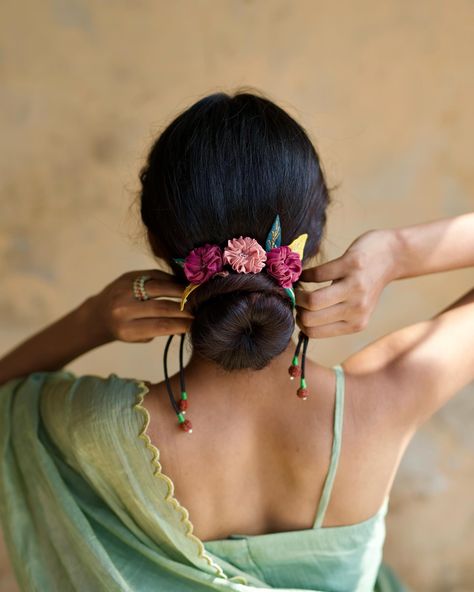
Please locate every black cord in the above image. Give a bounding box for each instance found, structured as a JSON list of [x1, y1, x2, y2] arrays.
[[179, 332, 186, 394], [301, 332, 309, 380], [163, 334, 180, 415], [295, 330, 305, 358]]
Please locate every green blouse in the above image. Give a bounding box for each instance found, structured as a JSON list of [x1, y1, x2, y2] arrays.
[[0, 365, 411, 591]]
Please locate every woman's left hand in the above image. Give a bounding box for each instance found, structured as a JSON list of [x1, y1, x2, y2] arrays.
[[294, 229, 398, 338], [85, 269, 194, 344]]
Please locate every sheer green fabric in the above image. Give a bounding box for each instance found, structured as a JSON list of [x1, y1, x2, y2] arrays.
[[0, 366, 411, 591]]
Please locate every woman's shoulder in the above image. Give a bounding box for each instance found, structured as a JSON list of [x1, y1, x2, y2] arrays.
[[0, 369, 133, 391], [16, 368, 147, 394], [37, 369, 147, 412], [36, 370, 146, 431], [36, 370, 148, 469]]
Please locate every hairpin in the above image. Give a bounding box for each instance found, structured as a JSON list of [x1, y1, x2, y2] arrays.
[[172, 214, 308, 310], [166, 214, 311, 433]]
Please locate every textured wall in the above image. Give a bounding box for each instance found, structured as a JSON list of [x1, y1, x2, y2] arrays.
[[1, 1, 473, 590]]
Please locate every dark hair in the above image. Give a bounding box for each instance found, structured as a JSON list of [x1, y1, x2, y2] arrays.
[[138, 88, 333, 371]]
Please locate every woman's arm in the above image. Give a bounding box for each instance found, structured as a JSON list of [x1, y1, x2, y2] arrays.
[[330, 212, 474, 432], [389, 212, 474, 280], [0, 269, 193, 386], [343, 283, 474, 432], [295, 212, 474, 338], [0, 297, 112, 386]]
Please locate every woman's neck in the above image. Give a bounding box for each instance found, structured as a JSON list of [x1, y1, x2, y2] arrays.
[[182, 335, 307, 403]]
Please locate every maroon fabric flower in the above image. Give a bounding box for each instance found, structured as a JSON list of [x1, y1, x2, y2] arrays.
[[265, 246, 302, 288], [183, 243, 224, 284]]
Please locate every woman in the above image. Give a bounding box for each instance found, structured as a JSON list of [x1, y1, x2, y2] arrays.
[[0, 90, 472, 592]]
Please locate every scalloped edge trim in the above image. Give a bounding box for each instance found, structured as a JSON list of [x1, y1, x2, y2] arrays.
[[131, 379, 248, 586]]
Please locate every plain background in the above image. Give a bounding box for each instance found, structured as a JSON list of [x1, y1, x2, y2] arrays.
[[0, 1, 473, 590]]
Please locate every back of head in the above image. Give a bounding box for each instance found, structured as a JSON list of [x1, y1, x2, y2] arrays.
[[138, 89, 332, 372]]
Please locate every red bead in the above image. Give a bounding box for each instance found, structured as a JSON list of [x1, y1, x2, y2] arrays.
[[297, 388, 308, 400], [179, 399, 188, 411], [180, 419, 193, 433], [288, 364, 301, 378]]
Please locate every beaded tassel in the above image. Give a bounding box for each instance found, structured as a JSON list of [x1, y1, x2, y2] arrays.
[[297, 332, 309, 400], [289, 330, 310, 400], [178, 331, 189, 418], [288, 331, 304, 379], [163, 333, 193, 433]]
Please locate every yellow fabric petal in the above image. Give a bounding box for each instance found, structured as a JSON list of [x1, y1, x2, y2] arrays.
[[287, 233, 308, 260], [179, 283, 201, 311]]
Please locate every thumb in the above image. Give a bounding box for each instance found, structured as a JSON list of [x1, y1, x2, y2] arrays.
[[299, 255, 348, 283]]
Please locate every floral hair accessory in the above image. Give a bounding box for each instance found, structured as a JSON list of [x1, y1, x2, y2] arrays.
[[266, 245, 302, 288], [223, 236, 267, 273], [184, 243, 224, 283], [173, 214, 308, 310], [167, 214, 311, 434]]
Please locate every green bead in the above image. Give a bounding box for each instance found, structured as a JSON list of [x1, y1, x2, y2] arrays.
[[177, 413, 185, 423], [181, 391, 188, 400], [292, 355, 299, 366], [300, 377, 307, 388]]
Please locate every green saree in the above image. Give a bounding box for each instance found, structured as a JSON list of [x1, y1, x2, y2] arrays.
[[0, 368, 411, 591]]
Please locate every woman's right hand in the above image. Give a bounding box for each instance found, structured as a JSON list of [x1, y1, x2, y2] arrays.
[[85, 269, 194, 344], [294, 229, 399, 338]]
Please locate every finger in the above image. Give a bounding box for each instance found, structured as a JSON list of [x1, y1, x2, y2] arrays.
[[127, 277, 187, 300], [296, 301, 348, 328], [125, 298, 194, 320], [299, 256, 349, 283], [296, 318, 352, 339], [294, 278, 348, 311], [127, 317, 193, 340], [138, 317, 193, 338]]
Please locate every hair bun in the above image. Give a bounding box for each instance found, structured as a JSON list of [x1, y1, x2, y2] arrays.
[[188, 272, 295, 371]]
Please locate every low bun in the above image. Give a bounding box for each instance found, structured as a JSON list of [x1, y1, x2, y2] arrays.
[[188, 272, 295, 372]]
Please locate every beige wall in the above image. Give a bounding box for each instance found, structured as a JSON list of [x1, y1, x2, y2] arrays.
[[1, 1, 473, 590]]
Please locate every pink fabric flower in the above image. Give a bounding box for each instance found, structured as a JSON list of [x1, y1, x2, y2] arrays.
[[183, 243, 224, 284], [222, 236, 267, 273], [265, 246, 302, 288]]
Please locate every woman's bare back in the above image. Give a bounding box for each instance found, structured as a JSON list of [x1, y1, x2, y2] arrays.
[[138, 279, 474, 542], [140, 353, 413, 542]]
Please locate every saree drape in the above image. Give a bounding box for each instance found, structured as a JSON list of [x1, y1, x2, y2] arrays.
[[0, 371, 410, 591]]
